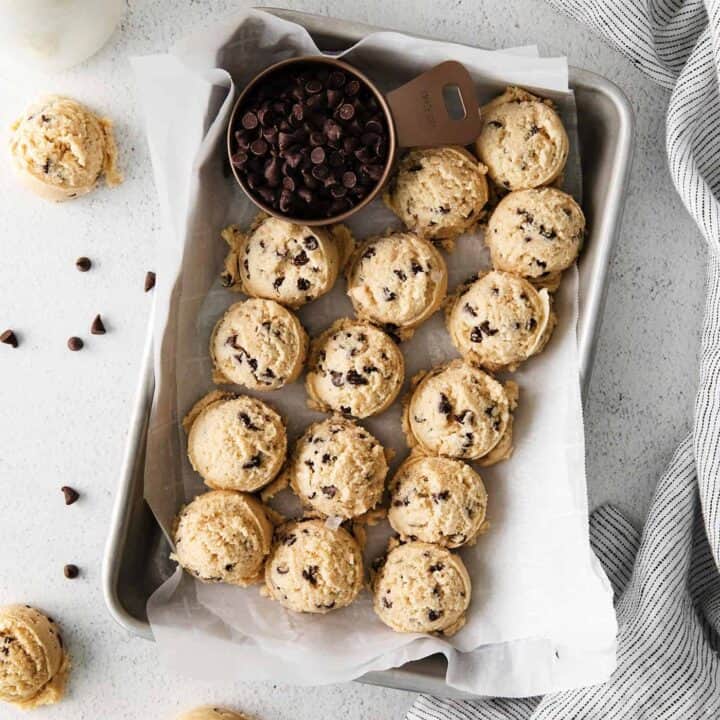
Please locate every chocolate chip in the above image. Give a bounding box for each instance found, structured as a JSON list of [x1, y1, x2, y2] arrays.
[[539, 224, 557, 239], [75, 256, 92, 272], [431, 492, 450, 504], [321, 485, 337, 498], [463, 303, 477, 317], [144, 271, 156, 292], [317, 601, 336, 610], [0, 330, 18, 348], [322, 453, 332, 464], [67, 336, 83, 351], [276, 565, 289, 574], [61, 486, 79, 505], [302, 565, 319, 585], [90, 314, 106, 335], [438, 393, 452, 415], [282, 534, 297, 546], [242, 453, 263, 469], [382, 596, 393, 609], [63, 564, 79, 579], [273, 276, 285, 290], [429, 562, 445, 572], [535, 259, 548, 269], [393, 269, 407, 281], [346, 369, 368, 385], [293, 250, 309, 266], [527, 317, 537, 331], [297, 278, 311, 291], [411, 261, 423, 274], [488, 120, 503, 128], [330, 370, 344, 387], [383, 287, 397, 301], [238, 412, 260, 430], [428, 609, 443, 621]]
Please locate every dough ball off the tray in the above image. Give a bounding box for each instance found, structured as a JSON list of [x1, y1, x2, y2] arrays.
[[388, 455, 488, 548], [210, 298, 308, 390], [372, 541, 471, 636], [402, 358, 518, 465], [384, 146, 488, 242], [172, 490, 273, 586], [184, 391, 287, 492], [264, 519, 363, 613], [288, 415, 388, 519], [485, 187, 584, 289], [475, 86, 568, 191], [305, 318, 405, 419], [177, 707, 252, 720], [346, 231, 448, 340], [446, 270, 556, 372], [0, 604, 70, 709], [9, 95, 122, 201], [220, 216, 353, 308]]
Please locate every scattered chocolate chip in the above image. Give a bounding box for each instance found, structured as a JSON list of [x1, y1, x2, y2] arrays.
[[463, 303, 477, 317], [429, 562, 445, 572], [63, 564, 79, 579], [282, 534, 297, 547], [276, 565, 289, 575], [61, 486, 79, 505], [67, 336, 83, 351], [297, 277, 311, 291], [273, 275, 285, 290], [321, 485, 337, 498], [75, 256, 92, 272], [382, 596, 393, 609], [238, 412, 260, 430], [1, 330, 18, 348], [242, 453, 263, 469], [302, 565, 319, 585], [293, 250, 309, 266], [411, 261, 423, 274], [90, 314, 106, 335], [527, 317, 537, 331], [438, 393, 452, 415], [393, 269, 407, 281], [382, 287, 397, 301], [428, 609, 443, 622], [330, 370, 344, 387], [144, 271, 156, 292], [346, 369, 368, 385], [304, 235, 319, 250]]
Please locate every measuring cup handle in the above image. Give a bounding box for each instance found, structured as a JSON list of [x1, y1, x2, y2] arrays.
[[385, 61, 482, 148]]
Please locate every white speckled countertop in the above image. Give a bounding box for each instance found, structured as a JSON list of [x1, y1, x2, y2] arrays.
[[0, 1, 706, 718]]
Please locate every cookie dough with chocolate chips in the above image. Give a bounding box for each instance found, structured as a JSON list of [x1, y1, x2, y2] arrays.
[[172, 490, 273, 586], [184, 391, 287, 492], [475, 86, 568, 191], [305, 318, 404, 418], [210, 298, 308, 390], [177, 708, 251, 720], [402, 359, 518, 465], [264, 519, 363, 613], [384, 147, 488, 244], [288, 415, 388, 519], [372, 541, 471, 636], [0, 604, 70, 709], [388, 455, 488, 548], [221, 215, 353, 308], [9, 95, 122, 202], [346, 231, 448, 340], [486, 187, 584, 288], [447, 270, 556, 372]]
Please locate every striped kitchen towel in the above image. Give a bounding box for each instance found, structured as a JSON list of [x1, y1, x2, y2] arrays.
[[408, 1, 720, 717]]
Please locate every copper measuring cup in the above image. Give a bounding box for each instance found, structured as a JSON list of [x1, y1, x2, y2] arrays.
[[226, 55, 483, 226]]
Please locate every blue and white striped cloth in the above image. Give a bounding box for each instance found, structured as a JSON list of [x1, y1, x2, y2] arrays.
[[408, 1, 720, 717]]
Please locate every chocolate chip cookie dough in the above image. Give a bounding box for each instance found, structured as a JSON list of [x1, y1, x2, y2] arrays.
[[388, 455, 488, 548], [0, 604, 70, 709], [305, 318, 404, 418], [220, 215, 353, 308], [475, 86, 568, 191], [446, 270, 556, 372], [184, 391, 287, 492], [172, 490, 273, 586], [486, 187, 585, 288], [9, 95, 122, 201], [264, 519, 363, 613], [288, 416, 388, 519], [346, 231, 448, 340], [384, 147, 489, 244], [210, 298, 308, 390], [372, 541, 471, 636], [402, 359, 518, 465], [178, 708, 251, 720]]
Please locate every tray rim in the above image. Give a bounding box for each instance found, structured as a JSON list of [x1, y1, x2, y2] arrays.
[[102, 6, 635, 697]]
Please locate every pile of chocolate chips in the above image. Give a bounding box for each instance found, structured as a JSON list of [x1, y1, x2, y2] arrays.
[[230, 62, 390, 220]]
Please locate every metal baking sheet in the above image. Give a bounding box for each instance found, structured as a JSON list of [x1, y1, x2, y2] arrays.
[[102, 7, 634, 699]]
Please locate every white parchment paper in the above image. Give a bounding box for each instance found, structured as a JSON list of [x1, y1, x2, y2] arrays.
[[134, 8, 617, 697]]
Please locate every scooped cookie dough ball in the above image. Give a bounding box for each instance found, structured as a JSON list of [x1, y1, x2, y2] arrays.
[[177, 708, 251, 720], [288, 416, 388, 519], [372, 541, 471, 636], [0, 605, 70, 709], [486, 187, 584, 288], [346, 231, 448, 339], [184, 391, 287, 492], [172, 490, 273, 586], [447, 270, 556, 372], [475, 86, 568, 191], [388, 455, 488, 548], [305, 318, 404, 418], [403, 359, 518, 465], [264, 519, 363, 613], [384, 147, 488, 243], [210, 298, 308, 390], [9, 95, 122, 201], [220, 215, 353, 308]]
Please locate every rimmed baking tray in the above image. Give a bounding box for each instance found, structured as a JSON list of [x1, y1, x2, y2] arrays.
[[102, 7, 634, 698]]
